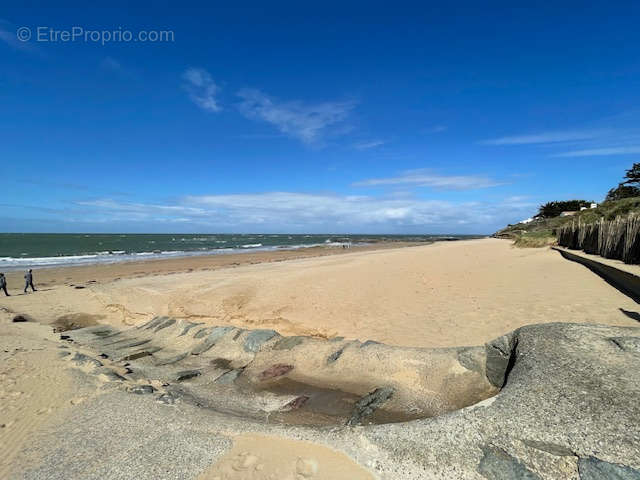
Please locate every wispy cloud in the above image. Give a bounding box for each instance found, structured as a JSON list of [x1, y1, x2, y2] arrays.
[[354, 140, 385, 150], [182, 67, 221, 113], [77, 199, 208, 220], [480, 121, 640, 158], [552, 146, 640, 157], [0, 20, 35, 52], [100, 57, 123, 71], [480, 130, 603, 146], [76, 192, 535, 233], [237, 88, 355, 144], [100, 57, 137, 79], [353, 169, 504, 190], [424, 125, 447, 134]]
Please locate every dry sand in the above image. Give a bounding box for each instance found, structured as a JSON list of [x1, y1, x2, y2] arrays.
[[0, 320, 79, 477], [1, 238, 638, 348], [1, 237, 640, 477], [198, 434, 375, 480]]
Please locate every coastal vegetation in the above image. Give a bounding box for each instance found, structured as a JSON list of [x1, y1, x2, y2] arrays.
[[496, 163, 640, 253]]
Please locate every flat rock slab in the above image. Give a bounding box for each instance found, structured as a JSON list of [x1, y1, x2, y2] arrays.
[[22, 321, 640, 480], [243, 329, 279, 353], [578, 456, 640, 480]]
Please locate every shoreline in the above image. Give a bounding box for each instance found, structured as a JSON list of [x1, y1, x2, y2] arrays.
[[0, 233, 480, 272], [2, 238, 638, 349], [1, 241, 425, 289]]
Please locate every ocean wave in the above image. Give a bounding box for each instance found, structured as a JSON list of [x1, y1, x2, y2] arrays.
[[95, 250, 126, 256], [0, 234, 467, 271]]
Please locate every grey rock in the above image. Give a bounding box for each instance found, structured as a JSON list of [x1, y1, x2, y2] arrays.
[[175, 370, 202, 382], [179, 322, 203, 337], [485, 331, 518, 388], [191, 326, 234, 355], [346, 387, 394, 426], [327, 347, 344, 364], [273, 336, 304, 350], [153, 318, 176, 332], [91, 329, 115, 338], [118, 350, 153, 362], [478, 446, 542, 479], [215, 369, 243, 384], [143, 316, 166, 330], [232, 329, 244, 341], [193, 327, 211, 339], [71, 353, 103, 368], [136, 318, 156, 329], [522, 439, 575, 457], [129, 385, 155, 395], [243, 329, 279, 353], [115, 339, 151, 350], [36, 321, 640, 479], [610, 337, 640, 353], [578, 456, 640, 479], [457, 347, 484, 372], [157, 392, 178, 405]]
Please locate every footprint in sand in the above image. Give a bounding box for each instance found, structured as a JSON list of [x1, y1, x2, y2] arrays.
[[198, 434, 374, 480]]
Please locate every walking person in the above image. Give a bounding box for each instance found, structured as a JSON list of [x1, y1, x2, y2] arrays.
[[24, 269, 36, 293], [0, 273, 9, 296]]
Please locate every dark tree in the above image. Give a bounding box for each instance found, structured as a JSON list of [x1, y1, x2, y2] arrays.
[[622, 163, 640, 186], [536, 200, 593, 218], [605, 184, 640, 202]]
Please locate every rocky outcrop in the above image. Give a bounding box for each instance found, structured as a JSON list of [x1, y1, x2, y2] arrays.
[[56, 316, 498, 425], [13, 321, 640, 480]]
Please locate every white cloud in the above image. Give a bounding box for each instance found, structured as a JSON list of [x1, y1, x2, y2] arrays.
[[182, 67, 221, 112], [354, 140, 385, 150], [552, 146, 640, 157], [481, 130, 602, 145], [237, 88, 354, 144], [76, 191, 534, 233], [353, 169, 504, 190]]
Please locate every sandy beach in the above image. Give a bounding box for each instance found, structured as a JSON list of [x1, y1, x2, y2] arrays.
[[2, 238, 638, 348], [2, 238, 640, 477]]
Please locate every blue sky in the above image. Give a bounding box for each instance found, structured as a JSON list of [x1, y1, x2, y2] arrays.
[[2, 2, 640, 234]]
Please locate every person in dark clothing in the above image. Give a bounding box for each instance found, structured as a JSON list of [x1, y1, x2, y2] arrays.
[[0, 273, 9, 296], [24, 269, 36, 293]]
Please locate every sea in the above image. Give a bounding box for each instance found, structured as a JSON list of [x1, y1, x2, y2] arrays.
[[0, 233, 482, 271]]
